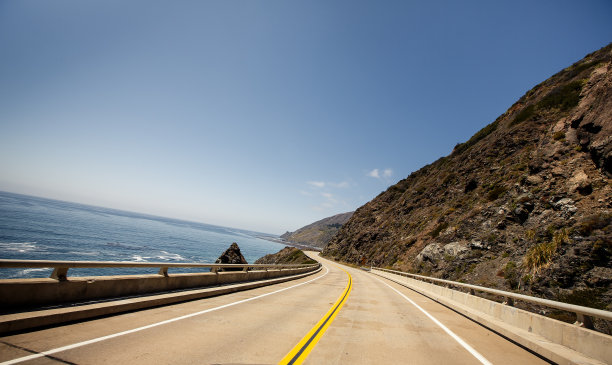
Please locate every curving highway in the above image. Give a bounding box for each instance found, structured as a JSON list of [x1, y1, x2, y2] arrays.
[[0, 252, 549, 364]]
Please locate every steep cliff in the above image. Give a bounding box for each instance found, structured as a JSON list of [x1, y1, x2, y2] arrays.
[[322, 44, 612, 318]]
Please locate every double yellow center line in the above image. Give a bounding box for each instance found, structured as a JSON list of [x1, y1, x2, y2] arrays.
[[279, 265, 352, 365]]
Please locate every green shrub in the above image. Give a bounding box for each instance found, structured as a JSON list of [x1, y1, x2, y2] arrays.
[[429, 222, 449, 238], [453, 119, 500, 155], [522, 274, 533, 284], [553, 131, 566, 141], [563, 60, 598, 80], [503, 261, 519, 288], [512, 104, 536, 125], [525, 229, 536, 241], [538, 80, 584, 112], [486, 185, 507, 201], [552, 229, 568, 246], [512, 80, 584, 126], [523, 241, 559, 274]]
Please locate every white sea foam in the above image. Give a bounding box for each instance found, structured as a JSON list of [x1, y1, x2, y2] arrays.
[[67, 251, 99, 256], [158, 251, 185, 261], [0, 242, 38, 253], [131, 255, 148, 262], [18, 268, 50, 276]]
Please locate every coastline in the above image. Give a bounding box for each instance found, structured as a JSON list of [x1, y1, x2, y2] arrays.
[[254, 235, 323, 252]]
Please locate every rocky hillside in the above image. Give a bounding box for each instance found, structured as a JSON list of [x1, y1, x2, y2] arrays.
[[281, 212, 353, 249], [255, 246, 317, 265], [323, 44, 612, 323]]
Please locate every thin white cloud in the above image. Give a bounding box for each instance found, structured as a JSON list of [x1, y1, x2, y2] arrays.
[[368, 168, 393, 179], [321, 192, 333, 199], [329, 181, 349, 188], [307, 181, 325, 188]]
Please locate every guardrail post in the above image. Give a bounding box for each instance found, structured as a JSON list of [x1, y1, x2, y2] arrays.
[[51, 267, 69, 281], [503, 297, 515, 306], [575, 314, 594, 329], [242, 266, 249, 272], [211, 267, 218, 274], [158, 267, 168, 277]]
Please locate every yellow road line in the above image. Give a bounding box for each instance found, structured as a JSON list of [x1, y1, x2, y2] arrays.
[[279, 264, 352, 365]]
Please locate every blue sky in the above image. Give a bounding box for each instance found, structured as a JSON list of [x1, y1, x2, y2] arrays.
[[1, 1, 611, 234]]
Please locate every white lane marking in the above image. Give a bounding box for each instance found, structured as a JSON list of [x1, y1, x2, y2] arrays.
[[373, 276, 493, 365], [1, 267, 330, 365]]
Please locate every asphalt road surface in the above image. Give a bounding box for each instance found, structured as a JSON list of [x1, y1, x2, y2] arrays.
[[0, 252, 549, 364]]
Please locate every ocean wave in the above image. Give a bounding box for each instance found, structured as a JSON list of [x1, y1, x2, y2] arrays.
[[130, 255, 152, 262], [67, 251, 100, 256], [0, 242, 39, 253], [157, 250, 185, 261], [18, 268, 50, 276]]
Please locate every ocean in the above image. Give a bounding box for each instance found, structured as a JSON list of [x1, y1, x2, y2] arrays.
[[0, 191, 286, 279]]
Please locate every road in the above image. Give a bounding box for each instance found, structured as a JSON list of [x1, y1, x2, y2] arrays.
[[0, 253, 549, 364]]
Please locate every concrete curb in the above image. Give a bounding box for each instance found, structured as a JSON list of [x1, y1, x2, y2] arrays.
[[371, 269, 610, 365], [0, 266, 322, 335]]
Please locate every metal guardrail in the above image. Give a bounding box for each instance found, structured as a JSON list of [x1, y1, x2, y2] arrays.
[[0, 259, 320, 281], [373, 267, 612, 329]]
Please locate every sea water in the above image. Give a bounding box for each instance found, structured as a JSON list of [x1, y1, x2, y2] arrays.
[[0, 191, 285, 278]]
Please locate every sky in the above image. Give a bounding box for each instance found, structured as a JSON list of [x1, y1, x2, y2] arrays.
[[0, 1, 611, 234]]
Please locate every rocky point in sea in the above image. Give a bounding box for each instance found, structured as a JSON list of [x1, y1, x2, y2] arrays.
[[214, 242, 248, 271]]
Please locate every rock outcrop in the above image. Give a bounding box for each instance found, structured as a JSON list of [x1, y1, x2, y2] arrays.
[[322, 43, 612, 330], [255, 247, 317, 265], [214, 242, 248, 271]]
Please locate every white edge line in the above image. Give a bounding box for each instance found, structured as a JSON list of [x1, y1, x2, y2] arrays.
[[1, 266, 330, 365], [372, 276, 493, 365]]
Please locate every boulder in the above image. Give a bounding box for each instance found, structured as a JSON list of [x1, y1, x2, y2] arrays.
[[470, 240, 486, 250], [585, 267, 612, 287], [416, 243, 443, 264], [526, 175, 543, 185], [552, 198, 578, 215], [568, 169, 592, 195], [214, 242, 248, 271], [443, 242, 469, 257]]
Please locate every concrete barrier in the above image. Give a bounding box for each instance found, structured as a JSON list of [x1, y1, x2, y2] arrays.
[[372, 269, 612, 365], [0, 266, 319, 310], [0, 266, 322, 334]]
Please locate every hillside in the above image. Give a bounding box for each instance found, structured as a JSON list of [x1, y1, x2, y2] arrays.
[[322, 44, 612, 324], [281, 212, 353, 249], [254, 246, 317, 265]]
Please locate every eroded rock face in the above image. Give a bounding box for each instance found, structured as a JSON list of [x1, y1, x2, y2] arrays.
[[570, 63, 612, 176], [215, 242, 248, 271], [444, 242, 469, 257]]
